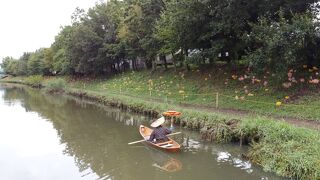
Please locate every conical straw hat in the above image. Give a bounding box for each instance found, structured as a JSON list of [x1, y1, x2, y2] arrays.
[[151, 117, 165, 127]]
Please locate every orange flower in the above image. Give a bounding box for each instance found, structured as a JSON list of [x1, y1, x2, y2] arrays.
[[263, 81, 268, 86], [282, 82, 292, 88], [238, 76, 245, 81], [232, 75, 237, 80], [309, 79, 320, 84]]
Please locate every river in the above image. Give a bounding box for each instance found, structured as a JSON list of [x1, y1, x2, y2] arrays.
[[0, 84, 283, 180]]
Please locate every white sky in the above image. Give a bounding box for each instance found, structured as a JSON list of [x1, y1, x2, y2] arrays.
[[0, 0, 104, 62]]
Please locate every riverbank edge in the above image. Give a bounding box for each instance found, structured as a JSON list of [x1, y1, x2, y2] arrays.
[[1, 78, 319, 179]]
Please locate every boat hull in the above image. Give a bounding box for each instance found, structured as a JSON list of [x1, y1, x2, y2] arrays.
[[139, 125, 181, 152]]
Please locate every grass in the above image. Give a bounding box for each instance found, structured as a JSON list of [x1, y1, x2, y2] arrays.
[[239, 118, 320, 179], [44, 78, 66, 92], [64, 68, 320, 120]]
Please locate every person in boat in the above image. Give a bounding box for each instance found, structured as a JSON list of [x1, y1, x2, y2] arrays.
[[148, 117, 172, 143]]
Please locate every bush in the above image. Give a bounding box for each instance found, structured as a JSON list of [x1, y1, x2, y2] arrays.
[[25, 75, 43, 87], [240, 118, 320, 179], [45, 78, 66, 92]]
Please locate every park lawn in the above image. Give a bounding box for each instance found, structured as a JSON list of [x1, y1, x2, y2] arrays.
[[66, 68, 320, 120]]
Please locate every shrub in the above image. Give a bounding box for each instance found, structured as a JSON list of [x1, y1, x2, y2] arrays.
[[45, 78, 66, 92], [25, 75, 43, 87]]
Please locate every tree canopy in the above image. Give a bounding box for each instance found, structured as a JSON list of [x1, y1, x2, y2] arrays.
[[1, 0, 320, 80]]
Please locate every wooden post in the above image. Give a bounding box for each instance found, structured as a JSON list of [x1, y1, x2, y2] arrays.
[[216, 92, 219, 108], [239, 131, 243, 147], [171, 116, 174, 128]]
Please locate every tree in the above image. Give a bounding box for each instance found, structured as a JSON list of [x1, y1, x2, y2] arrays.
[[52, 26, 74, 75], [244, 12, 320, 80], [27, 49, 47, 75], [66, 24, 104, 75], [85, 1, 126, 74], [118, 0, 165, 70], [1, 57, 18, 75]]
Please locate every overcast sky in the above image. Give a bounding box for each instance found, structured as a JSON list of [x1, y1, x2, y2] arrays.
[[0, 0, 104, 62]]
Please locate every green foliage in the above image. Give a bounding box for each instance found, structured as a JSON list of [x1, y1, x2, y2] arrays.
[[244, 12, 320, 80], [1, 57, 18, 75], [66, 24, 104, 74], [2, 0, 320, 81], [45, 78, 66, 92], [27, 49, 51, 75], [52, 26, 74, 74], [25, 75, 43, 87], [240, 118, 320, 179]]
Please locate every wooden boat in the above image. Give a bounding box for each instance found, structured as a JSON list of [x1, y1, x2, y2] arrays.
[[139, 125, 181, 152]]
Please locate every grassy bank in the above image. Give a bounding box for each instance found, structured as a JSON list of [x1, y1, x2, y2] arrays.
[[69, 69, 320, 120], [3, 68, 320, 120], [1, 73, 320, 179]]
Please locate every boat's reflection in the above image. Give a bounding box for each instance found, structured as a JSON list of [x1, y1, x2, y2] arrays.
[[152, 157, 182, 172], [146, 146, 183, 173]]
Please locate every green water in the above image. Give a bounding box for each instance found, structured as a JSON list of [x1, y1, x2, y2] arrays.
[[0, 84, 283, 180]]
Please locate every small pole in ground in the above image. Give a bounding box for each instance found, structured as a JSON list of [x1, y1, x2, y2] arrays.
[[171, 116, 174, 129], [216, 92, 219, 108]]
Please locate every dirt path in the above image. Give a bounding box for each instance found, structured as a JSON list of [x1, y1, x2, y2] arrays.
[[179, 103, 320, 131], [117, 93, 320, 131]]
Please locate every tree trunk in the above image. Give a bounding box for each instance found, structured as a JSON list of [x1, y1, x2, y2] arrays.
[[152, 57, 157, 71], [132, 58, 136, 70], [185, 49, 190, 71], [179, 49, 183, 68], [160, 55, 167, 70], [117, 61, 120, 73], [171, 52, 177, 72]]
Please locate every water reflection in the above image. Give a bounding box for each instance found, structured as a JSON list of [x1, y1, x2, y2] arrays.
[[146, 147, 182, 173], [0, 84, 284, 180]]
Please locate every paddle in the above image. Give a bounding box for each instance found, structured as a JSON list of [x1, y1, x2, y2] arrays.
[[128, 132, 182, 145]]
